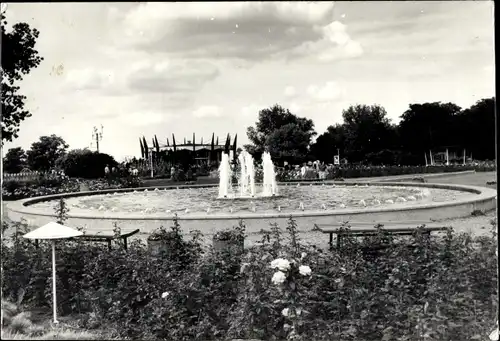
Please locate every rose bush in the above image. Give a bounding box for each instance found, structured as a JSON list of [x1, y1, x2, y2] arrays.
[[2, 218, 497, 341], [275, 162, 496, 182], [2, 175, 142, 201]]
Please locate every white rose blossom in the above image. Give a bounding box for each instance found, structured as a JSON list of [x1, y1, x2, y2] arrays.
[[240, 262, 250, 274], [271, 271, 287, 285], [490, 326, 499, 341], [270, 258, 291, 272], [281, 307, 290, 317], [299, 265, 312, 276], [161, 292, 169, 299]]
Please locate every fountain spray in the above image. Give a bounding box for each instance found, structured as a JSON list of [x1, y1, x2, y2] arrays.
[[262, 151, 278, 196], [218, 153, 232, 198]]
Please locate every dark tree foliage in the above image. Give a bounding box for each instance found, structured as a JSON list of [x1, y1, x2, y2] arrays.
[[1, 13, 43, 143], [57, 149, 118, 179], [398, 102, 462, 153], [310, 124, 346, 163], [2, 146, 27, 173], [340, 104, 397, 163], [245, 104, 316, 163], [454, 98, 495, 160], [26, 135, 68, 171]]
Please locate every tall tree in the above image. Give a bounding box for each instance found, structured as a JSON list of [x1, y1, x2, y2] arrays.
[[266, 123, 313, 164], [1, 13, 44, 143], [245, 104, 316, 162], [26, 135, 68, 171], [2, 146, 27, 173], [310, 124, 346, 163], [456, 97, 495, 160], [340, 104, 396, 162], [398, 102, 462, 153]]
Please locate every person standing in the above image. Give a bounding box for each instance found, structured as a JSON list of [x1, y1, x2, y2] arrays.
[[300, 163, 307, 179]]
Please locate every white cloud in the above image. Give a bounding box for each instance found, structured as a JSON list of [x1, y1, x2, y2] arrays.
[[126, 59, 219, 93], [65, 68, 115, 91], [284, 85, 297, 98], [119, 111, 172, 126], [193, 105, 223, 118], [113, 2, 363, 62], [307, 81, 344, 102], [290, 21, 364, 62]]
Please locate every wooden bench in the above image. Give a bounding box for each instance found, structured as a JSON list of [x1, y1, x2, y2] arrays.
[[315, 222, 449, 250], [34, 229, 140, 250]]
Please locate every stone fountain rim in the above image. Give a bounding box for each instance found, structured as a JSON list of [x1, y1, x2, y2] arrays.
[[6, 181, 496, 221]]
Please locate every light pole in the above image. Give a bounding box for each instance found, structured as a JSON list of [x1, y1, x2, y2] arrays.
[[92, 125, 104, 153]]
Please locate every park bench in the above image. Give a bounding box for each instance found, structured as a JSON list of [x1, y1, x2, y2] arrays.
[[314, 221, 449, 250], [34, 228, 140, 250]]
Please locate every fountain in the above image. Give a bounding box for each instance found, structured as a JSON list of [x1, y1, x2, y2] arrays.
[[218, 150, 277, 199], [7, 146, 495, 235], [238, 150, 256, 197], [218, 153, 233, 198], [262, 151, 278, 197]]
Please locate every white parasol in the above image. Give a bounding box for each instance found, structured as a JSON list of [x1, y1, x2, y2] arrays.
[[23, 222, 83, 324]]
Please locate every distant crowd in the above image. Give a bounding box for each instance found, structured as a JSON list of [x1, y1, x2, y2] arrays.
[[98, 158, 495, 182]]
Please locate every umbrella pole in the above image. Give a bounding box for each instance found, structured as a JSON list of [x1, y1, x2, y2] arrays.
[[52, 240, 58, 324]]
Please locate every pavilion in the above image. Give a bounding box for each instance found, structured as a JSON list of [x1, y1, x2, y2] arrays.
[[139, 133, 238, 166]]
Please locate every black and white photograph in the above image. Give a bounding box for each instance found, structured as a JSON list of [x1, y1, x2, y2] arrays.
[[1, 1, 497, 340]]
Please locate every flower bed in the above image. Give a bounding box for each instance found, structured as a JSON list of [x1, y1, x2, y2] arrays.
[[2, 176, 142, 201], [274, 162, 496, 182], [2, 218, 497, 341]]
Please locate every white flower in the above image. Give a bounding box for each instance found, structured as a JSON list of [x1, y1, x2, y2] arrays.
[[271, 271, 287, 285], [270, 258, 291, 271], [300, 252, 307, 260], [299, 265, 312, 276], [491, 327, 499, 341], [161, 292, 169, 299], [281, 307, 290, 317], [240, 262, 250, 274]]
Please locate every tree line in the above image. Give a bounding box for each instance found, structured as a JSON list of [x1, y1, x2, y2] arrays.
[[2, 135, 118, 177], [244, 99, 495, 166]]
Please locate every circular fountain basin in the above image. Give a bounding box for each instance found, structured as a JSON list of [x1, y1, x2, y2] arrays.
[[5, 181, 496, 236], [216, 193, 283, 200]]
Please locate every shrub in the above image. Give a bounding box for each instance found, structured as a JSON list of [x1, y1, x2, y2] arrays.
[[1, 219, 497, 341], [57, 149, 118, 179], [2, 176, 142, 201]]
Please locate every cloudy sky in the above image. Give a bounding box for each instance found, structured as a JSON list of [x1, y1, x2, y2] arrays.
[[3, 1, 495, 161]]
